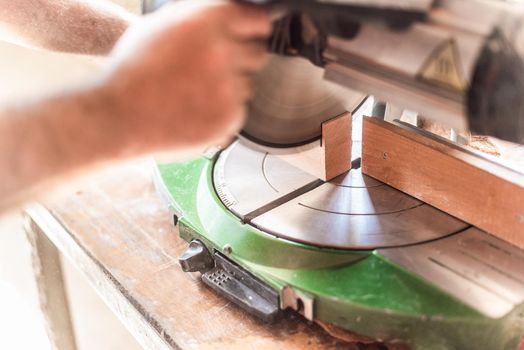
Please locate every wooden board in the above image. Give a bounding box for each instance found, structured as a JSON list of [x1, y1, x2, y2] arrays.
[[277, 113, 352, 181], [362, 117, 524, 249], [26, 160, 378, 350]]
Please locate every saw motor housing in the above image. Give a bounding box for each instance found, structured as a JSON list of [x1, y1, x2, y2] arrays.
[[249, 0, 524, 144], [144, 0, 524, 143]]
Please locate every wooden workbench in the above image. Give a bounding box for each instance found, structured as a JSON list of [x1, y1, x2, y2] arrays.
[[24, 159, 375, 350]]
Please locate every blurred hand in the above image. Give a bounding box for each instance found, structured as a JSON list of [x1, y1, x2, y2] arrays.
[[101, 0, 271, 154], [0, 0, 272, 212]]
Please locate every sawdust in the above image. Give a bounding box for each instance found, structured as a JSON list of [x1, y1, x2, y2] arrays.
[[468, 136, 501, 156], [418, 117, 502, 157], [315, 320, 410, 350], [418, 118, 453, 139]]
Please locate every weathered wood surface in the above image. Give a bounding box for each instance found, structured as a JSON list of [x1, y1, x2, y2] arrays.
[[362, 117, 524, 250], [25, 216, 78, 350], [27, 160, 371, 350]]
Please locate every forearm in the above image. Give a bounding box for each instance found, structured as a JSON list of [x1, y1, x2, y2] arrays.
[[0, 0, 136, 55], [0, 1, 271, 213], [0, 82, 125, 212]]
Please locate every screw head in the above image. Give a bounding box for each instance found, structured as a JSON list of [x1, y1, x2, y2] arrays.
[[222, 244, 233, 255], [382, 152, 388, 160]]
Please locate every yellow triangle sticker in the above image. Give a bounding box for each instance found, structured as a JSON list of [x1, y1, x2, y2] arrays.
[[419, 40, 465, 92]]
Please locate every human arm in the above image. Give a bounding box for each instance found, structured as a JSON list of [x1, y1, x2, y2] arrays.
[[0, 0, 136, 55], [0, 1, 270, 212]]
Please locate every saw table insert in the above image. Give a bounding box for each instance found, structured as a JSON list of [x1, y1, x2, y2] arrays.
[[215, 140, 468, 249]]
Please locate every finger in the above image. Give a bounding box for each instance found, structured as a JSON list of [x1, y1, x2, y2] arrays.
[[216, 100, 247, 138], [216, 135, 237, 149], [230, 40, 269, 72], [221, 4, 272, 40], [228, 72, 255, 104]]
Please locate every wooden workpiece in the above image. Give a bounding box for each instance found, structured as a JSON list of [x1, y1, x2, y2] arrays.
[[362, 116, 524, 249], [24, 160, 383, 350], [25, 218, 77, 350], [277, 112, 352, 181]]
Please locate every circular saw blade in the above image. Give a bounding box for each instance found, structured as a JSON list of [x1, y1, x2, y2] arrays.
[[242, 55, 367, 147]]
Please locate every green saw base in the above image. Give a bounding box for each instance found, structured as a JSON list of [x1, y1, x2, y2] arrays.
[[156, 156, 524, 350]]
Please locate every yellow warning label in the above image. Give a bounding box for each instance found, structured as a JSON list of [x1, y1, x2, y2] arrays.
[[419, 39, 465, 92]]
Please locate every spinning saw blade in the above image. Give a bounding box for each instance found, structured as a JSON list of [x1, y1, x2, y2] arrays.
[[242, 55, 367, 147]]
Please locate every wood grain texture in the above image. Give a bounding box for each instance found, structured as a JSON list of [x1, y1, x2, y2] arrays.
[[25, 160, 373, 350], [362, 117, 524, 249], [24, 216, 78, 350], [278, 113, 352, 181], [323, 113, 352, 180]]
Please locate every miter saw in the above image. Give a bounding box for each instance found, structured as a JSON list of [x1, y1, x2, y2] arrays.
[[146, 0, 524, 349]]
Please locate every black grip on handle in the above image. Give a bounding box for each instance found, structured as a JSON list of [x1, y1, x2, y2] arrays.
[[468, 29, 524, 144]]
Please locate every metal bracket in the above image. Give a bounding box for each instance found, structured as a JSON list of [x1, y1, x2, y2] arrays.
[[281, 286, 315, 321]]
